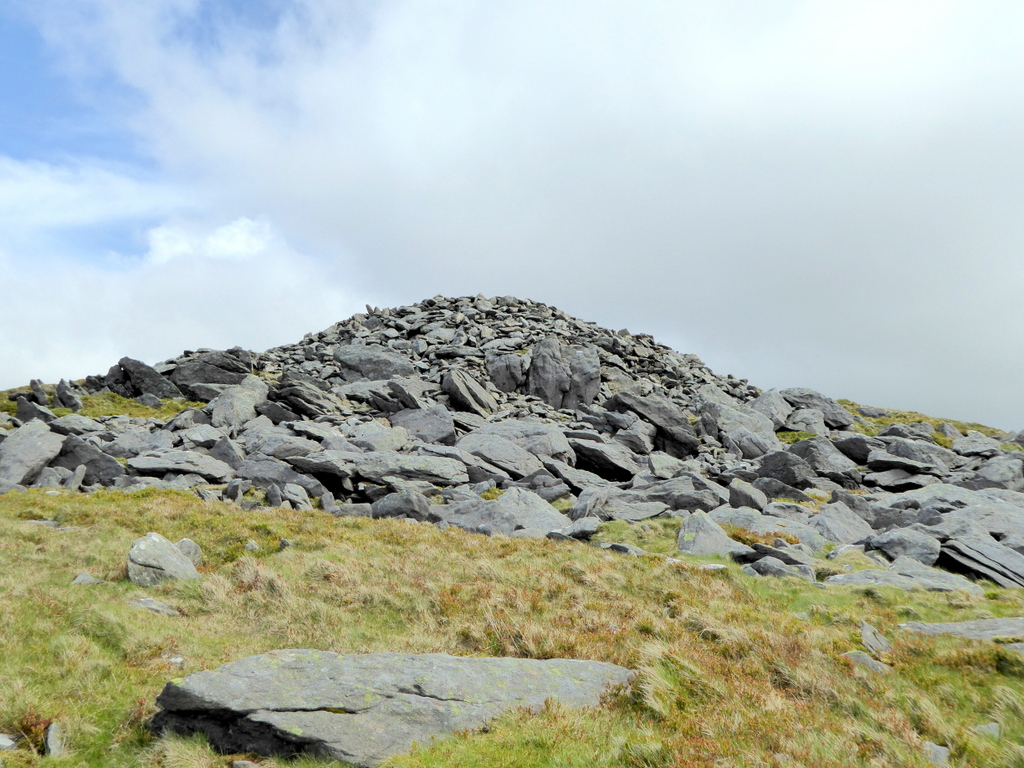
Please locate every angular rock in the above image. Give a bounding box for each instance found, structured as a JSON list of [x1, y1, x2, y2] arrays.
[[473, 420, 575, 464], [0, 421, 65, 485], [870, 528, 940, 566], [899, 617, 1024, 641], [334, 344, 415, 382], [841, 651, 891, 674], [210, 376, 270, 432], [784, 408, 829, 436], [860, 621, 893, 657], [128, 451, 235, 482], [151, 650, 634, 767], [50, 434, 125, 486], [495, 487, 572, 532], [526, 337, 572, 408], [778, 388, 853, 429], [677, 512, 754, 557], [568, 437, 641, 482], [128, 532, 202, 587], [48, 413, 104, 436], [457, 433, 544, 479], [809, 502, 873, 545], [435, 498, 517, 535], [699, 400, 781, 459], [441, 369, 498, 417], [604, 391, 700, 458], [371, 491, 432, 521], [788, 437, 861, 486], [117, 357, 184, 399], [747, 389, 794, 430], [390, 406, 456, 445], [749, 556, 815, 582], [756, 451, 815, 489]]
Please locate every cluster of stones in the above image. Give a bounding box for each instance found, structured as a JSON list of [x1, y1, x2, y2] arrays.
[[3, 294, 1024, 594]]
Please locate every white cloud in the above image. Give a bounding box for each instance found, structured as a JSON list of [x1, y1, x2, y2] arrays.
[[8, 1, 1024, 428]]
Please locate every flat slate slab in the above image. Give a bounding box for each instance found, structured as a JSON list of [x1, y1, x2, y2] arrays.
[[152, 650, 634, 767], [899, 617, 1024, 642]]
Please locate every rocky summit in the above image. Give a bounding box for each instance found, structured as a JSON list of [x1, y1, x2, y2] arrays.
[[8, 294, 1024, 763], [4, 294, 1024, 592]]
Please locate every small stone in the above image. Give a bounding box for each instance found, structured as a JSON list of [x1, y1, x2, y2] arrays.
[[71, 572, 105, 585], [0, 733, 16, 750], [279, 538, 293, 551], [841, 651, 892, 674], [972, 722, 1001, 739], [129, 598, 181, 617], [244, 540, 261, 551], [923, 741, 950, 766], [44, 722, 63, 757], [860, 620, 893, 657]]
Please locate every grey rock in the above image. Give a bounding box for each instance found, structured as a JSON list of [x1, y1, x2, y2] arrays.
[[48, 413, 104, 436], [473, 420, 575, 464], [960, 455, 1024, 492], [16, 396, 57, 423], [128, 451, 235, 482], [953, 430, 1002, 458], [0, 733, 17, 750], [783, 408, 829, 436], [747, 389, 794, 430], [418, 444, 511, 484], [941, 534, 1024, 589], [130, 597, 182, 616], [44, 722, 63, 757], [752, 477, 812, 503], [435, 498, 518, 535], [562, 345, 602, 410], [441, 369, 498, 417], [371, 491, 432, 521], [860, 621, 893, 656], [102, 426, 175, 458], [349, 451, 470, 486], [526, 337, 572, 408], [118, 357, 184, 399], [870, 528, 940, 566], [152, 649, 634, 767], [900, 617, 1024, 640], [778, 388, 853, 428], [840, 651, 891, 674], [280, 483, 312, 510], [830, 432, 886, 464], [181, 424, 223, 449], [699, 400, 781, 459], [240, 456, 330, 495], [486, 353, 528, 393], [549, 516, 601, 540], [457, 433, 544, 479], [677, 511, 754, 557], [825, 556, 984, 595], [168, 352, 250, 398], [334, 344, 415, 382], [128, 532, 203, 587], [496, 487, 572, 532], [973, 722, 1001, 739], [750, 555, 815, 582], [390, 406, 456, 445], [51, 434, 125, 486], [72, 572, 105, 585], [176, 538, 203, 566], [0, 421, 65, 485], [762, 502, 811, 522], [709, 507, 827, 551], [209, 436, 246, 470], [55, 379, 84, 411], [788, 437, 861, 486], [756, 451, 815, 489], [604, 391, 700, 458], [568, 437, 641, 481], [210, 375, 270, 432], [809, 502, 874, 545], [347, 421, 408, 452]]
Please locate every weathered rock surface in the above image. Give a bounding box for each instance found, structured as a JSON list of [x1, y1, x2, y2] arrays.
[[151, 650, 634, 767], [128, 532, 203, 586]]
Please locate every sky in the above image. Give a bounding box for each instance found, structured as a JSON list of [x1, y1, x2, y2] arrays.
[[2, 1, 1024, 430]]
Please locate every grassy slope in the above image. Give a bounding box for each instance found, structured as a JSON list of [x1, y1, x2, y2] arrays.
[[3, 490, 1024, 767]]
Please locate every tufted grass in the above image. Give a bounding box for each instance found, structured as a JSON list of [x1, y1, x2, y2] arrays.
[[1, 388, 204, 421], [3, 490, 1024, 766]]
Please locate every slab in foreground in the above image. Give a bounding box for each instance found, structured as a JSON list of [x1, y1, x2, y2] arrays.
[[151, 650, 635, 767]]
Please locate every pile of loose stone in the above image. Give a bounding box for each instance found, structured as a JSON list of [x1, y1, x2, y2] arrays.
[[4, 294, 1024, 593]]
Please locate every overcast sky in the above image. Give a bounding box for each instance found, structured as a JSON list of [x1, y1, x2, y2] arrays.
[[2, 1, 1024, 430]]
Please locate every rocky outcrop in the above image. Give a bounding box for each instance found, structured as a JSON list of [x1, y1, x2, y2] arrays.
[[6, 294, 1024, 598], [151, 650, 634, 767]]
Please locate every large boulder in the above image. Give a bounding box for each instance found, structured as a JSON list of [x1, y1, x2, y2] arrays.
[[604, 391, 700, 458], [151, 650, 634, 767], [0, 421, 65, 486], [116, 357, 184, 400], [128, 532, 202, 587], [457, 433, 544, 479], [334, 344, 416, 382], [699, 400, 780, 459], [677, 512, 754, 557], [440, 370, 498, 417], [50, 434, 125, 486], [778, 388, 854, 429], [472, 420, 575, 464], [389, 406, 456, 446], [168, 351, 251, 399], [210, 375, 270, 432]]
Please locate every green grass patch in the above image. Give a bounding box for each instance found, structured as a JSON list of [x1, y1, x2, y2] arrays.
[[3, 490, 1024, 766], [837, 398, 1010, 442], [778, 430, 818, 444]]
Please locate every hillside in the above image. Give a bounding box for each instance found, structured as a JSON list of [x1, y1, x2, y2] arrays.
[[3, 295, 1024, 767]]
